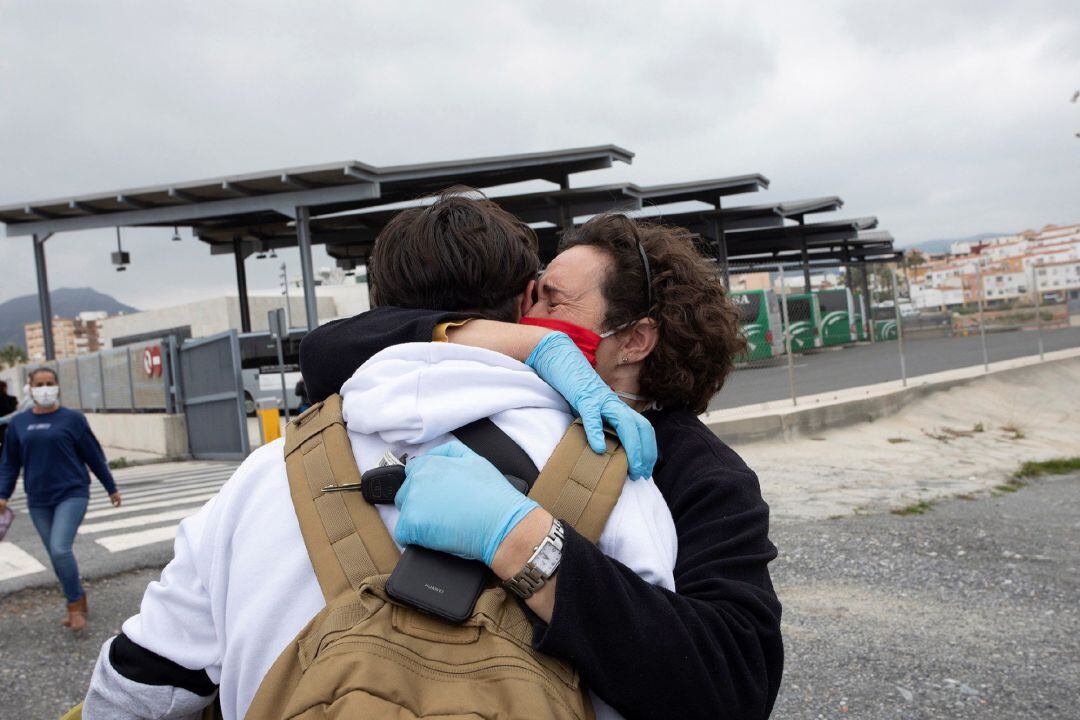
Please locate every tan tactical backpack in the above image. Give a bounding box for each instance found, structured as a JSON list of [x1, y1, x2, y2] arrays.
[[245, 394, 628, 720]]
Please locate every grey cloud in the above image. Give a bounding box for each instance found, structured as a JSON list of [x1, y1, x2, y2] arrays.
[[1, 1, 1077, 309]]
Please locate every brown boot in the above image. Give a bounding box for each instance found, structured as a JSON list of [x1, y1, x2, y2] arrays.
[[63, 595, 88, 631]]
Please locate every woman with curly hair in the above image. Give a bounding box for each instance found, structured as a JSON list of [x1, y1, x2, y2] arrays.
[[298, 210, 782, 720]]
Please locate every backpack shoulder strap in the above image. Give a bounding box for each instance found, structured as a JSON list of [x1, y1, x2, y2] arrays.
[[284, 394, 399, 603], [453, 418, 539, 489], [527, 420, 627, 543]]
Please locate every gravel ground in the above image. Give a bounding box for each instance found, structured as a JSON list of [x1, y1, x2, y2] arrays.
[[770, 471, 1080, 719], [1, 473, 1077, 719]]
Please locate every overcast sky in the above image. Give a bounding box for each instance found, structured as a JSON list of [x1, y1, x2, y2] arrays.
[[1, 0, 1077, 310]]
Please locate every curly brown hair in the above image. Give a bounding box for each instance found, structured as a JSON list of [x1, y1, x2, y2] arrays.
[[560, 214, 746, 414]]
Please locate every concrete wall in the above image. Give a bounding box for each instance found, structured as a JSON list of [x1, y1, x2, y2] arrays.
[[239, 295, 337, 332], [85, 413, 189, 458], [704, 351, 1080, 446], [317, 283, 370, 320], [100, 294, 337, 346]]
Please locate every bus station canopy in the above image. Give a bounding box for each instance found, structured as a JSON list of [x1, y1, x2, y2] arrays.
[[0, 145, 634, 237], [0, 142, 899, 359], [634, 196, 845, 232], [195, 175, 771, 261], [1, 145, 640, 355]]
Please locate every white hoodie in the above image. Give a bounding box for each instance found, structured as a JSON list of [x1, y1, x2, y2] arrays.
[[85, 343, 678, 720]]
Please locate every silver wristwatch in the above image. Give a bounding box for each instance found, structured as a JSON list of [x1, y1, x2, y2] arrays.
[[503, 519, 564, 599]]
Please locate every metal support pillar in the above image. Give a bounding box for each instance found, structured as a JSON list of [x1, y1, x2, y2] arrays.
[[976, 266, 989, 372], [890, 266, 907, 387], [710, 217, 730, 288], [295, 205, 319, 331], [233, 238, 251, 333], [861, 261, 875, 341], [1033, 269, 1044, 361], [797, 216, 811, 293], [32, 234, 55, 360], [777, 263, 797, 406], [558, 203, 572, 233]]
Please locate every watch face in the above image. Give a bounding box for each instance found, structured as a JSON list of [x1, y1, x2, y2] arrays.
[[532, 541, 561, 576]]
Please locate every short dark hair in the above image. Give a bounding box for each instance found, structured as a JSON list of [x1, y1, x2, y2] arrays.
[[28, 366, 58, 384], [369, 189, 540, 322], [560, 214, 746, 414]]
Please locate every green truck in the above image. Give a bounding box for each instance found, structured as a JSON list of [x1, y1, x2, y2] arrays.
[[817, 288, 857, 346], [781, 292, 822, 352], [731, 289, 783, 361]]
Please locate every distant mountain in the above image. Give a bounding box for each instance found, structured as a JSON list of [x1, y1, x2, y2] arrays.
[[902, 233, 1005, 255], [0, 288, 138, 350]]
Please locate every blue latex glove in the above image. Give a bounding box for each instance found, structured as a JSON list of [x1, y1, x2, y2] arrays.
[[525, 332, 657, 479], [394, 441, 539, 565]]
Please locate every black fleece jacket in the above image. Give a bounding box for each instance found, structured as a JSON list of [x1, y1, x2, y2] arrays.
[[299, 307, 783, 719]]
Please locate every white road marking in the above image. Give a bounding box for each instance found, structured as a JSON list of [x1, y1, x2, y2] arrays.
[[83, 491, 219, 520], [95, 525, 180, 553], [79, 508, 200, 535], [0, 542, 48, 581], [4, 463, 237, 511], [82, 476, 231, 509], [6, 475, 232, 514]]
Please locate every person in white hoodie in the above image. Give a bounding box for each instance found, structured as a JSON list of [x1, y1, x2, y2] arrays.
[[83, 192, 676, 720]]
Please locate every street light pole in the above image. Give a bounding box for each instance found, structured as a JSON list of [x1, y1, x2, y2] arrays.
[[280, 262, 291, 331]]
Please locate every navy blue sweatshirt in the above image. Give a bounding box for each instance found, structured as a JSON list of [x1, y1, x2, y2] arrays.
[[0, 406, 117, 507]]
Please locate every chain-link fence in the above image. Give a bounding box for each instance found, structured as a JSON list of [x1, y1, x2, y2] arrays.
[[16, 338, 177, 413], [712, 261, 1080, 412]]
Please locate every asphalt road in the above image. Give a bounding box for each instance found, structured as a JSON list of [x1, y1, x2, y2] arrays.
[[3, 472, 1076, 719], [710, 325, 1080, 411]]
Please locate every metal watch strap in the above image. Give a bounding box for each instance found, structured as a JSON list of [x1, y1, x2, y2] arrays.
[[503, 519, 564, 600]]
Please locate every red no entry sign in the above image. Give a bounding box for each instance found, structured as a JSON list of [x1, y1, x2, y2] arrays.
[[143, 345, 163, 378]]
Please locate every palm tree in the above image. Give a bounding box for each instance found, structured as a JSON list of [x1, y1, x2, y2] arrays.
[[0, 344, 28, 369]]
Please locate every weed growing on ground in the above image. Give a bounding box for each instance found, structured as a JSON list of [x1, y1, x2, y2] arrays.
[[892, 499, 934, 516], [1000, 424, 1026, 440], [887, 437, 909, 444], [1013, 457, 1080, 479], [942, 426, 974, 439], [973, 422, 985, 433], [108, 457, 130, 470]]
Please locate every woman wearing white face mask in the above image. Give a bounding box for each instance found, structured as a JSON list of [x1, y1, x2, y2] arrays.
[[0, 367, 122, 631]]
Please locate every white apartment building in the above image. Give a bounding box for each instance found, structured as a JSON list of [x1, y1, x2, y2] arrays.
[[1033, 259, 1080, 294], [912, 223, 1080, 308]]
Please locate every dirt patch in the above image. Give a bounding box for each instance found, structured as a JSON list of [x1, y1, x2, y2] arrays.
[[734, 358, 1080, 520]]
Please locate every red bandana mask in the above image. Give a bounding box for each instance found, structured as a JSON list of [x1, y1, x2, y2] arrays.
[[519, 317, 603, 366]]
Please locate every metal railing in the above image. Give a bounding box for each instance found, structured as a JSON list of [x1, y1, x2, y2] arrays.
[[714, 261, 1079, 412]]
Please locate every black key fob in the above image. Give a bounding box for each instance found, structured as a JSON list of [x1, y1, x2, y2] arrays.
[[360, 465, 406, 504]]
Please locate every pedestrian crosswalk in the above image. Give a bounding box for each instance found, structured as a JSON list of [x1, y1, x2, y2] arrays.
[[1, 461, 237, 582]]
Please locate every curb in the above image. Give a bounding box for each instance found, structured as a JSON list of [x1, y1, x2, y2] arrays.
[[701, 348, 1080, 446]]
